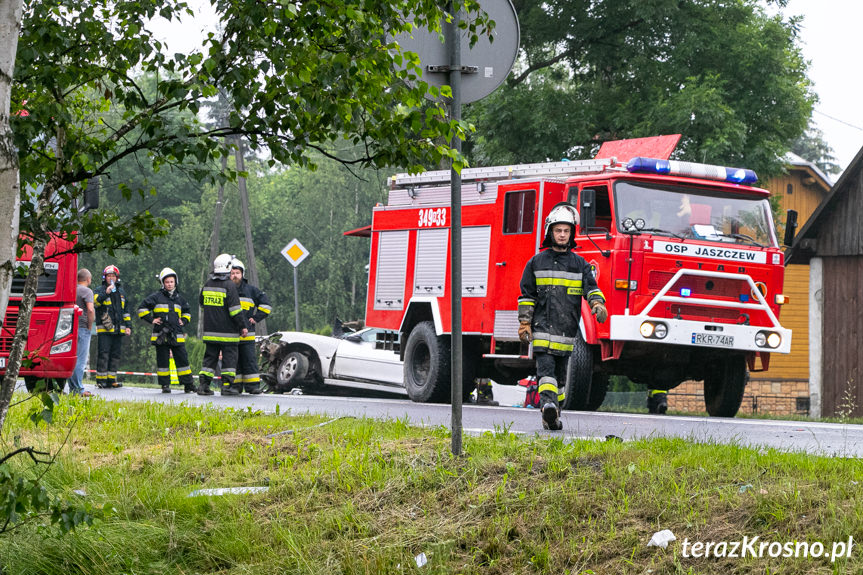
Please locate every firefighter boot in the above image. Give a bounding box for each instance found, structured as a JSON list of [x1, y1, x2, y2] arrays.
[[244, 383, 264, 394], [538, 376, 563, 431], [647, 390, 668, 414], [474, 378, 498, 406], [220, 376, 243, 396], [161, 385, 171, 394], [197, 375, 215, 396]]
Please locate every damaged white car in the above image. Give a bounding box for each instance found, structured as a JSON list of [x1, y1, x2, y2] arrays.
[[259, 328, 403, 393]]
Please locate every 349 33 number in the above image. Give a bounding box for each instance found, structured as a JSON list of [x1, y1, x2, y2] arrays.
[[418, 208, 447, 228]]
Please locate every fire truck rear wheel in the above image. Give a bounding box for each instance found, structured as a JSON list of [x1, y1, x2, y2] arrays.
[[703, 355, 748, 417], [404, 321, 450, 403], [561, 335, 601, 411]]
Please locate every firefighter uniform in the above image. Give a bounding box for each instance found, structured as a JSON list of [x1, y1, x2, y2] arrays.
[[518, 203, 607, 430], [198, 259, 246, 395], [93, 274, 131, 388], [235, 279, 272, 393], [137, 271, 194, 393]]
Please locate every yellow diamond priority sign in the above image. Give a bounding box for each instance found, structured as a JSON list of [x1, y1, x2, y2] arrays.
[[281, 238, 309, 268]]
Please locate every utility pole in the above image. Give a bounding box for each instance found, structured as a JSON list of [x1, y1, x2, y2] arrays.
[[234, 136, 267, 335], [200, 140, 230, 338]]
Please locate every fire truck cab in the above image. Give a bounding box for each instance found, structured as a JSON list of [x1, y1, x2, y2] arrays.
[[361, 140, 791, 417]]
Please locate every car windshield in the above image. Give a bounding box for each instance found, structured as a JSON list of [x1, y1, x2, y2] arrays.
[[614, 180, 777, 247]]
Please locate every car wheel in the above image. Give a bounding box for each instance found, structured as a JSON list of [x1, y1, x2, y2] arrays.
[[276, 351, 309, 389], [404, 321, 450, 403]]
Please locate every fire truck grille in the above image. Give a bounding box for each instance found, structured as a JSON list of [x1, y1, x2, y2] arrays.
[[0, 311, 17, 354], [648, 271, 749, 299], [668, 304, 741, 322]]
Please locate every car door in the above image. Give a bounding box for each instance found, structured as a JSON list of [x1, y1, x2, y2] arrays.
[[331, 329, 404, 385]]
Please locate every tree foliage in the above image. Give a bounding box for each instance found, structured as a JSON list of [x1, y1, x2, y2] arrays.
[[466, 0, 815, 178], [1, 0, 493, 428], [792, 124, 841, 176]]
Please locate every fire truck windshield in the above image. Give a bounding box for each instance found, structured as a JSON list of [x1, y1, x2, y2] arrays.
[[614, 181, 776, 247]]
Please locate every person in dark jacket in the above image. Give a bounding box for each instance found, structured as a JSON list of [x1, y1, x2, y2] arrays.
[[93, 264, 131, 388], [137, 267, 195, 393], [518, 203, 608, 430], [198, 254, 247, 396], [230, 258, 272, 394]]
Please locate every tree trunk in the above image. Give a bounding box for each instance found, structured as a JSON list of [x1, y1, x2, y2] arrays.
[[0, 0, 25, 430], [0, 236, 45, 428]]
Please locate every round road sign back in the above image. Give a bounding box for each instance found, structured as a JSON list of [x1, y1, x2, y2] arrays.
[[393, 0, 519, 104]]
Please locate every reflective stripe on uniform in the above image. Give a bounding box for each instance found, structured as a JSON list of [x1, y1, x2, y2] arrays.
[[137, 308, 151, 318], [153, 305, 170, 313], [538, 382, 559, 395], [257, 304, 272, 315], [203, 335, 240, 343], [587, 288, 605, 300], [228, 305, 242, 316], [199, 367, 215, 376]]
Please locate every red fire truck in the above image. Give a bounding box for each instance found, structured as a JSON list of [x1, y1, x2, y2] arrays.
[[1, 234, 80, 391], [356, 136, 793, 417]]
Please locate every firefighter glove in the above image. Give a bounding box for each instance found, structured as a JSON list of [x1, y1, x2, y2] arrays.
[[518, 321, 532, 344], [591, 301, 608, 323]]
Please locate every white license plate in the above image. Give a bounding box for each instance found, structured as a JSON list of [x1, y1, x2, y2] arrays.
[[0, 357, 5, 368], [691, 333, 734, 347]]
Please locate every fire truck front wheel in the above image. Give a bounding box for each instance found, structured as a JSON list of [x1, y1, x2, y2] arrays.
[[403, 321, 477, 403], [703, 355, 748, 417]]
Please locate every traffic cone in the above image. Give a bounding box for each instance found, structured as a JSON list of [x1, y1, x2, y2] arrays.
[[169, 353, 179, 387]]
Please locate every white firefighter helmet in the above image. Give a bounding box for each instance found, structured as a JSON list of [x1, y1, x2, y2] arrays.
[[230, 257, 245, 277], [213, 253, 233, 274], [542, 202, 580, 249], [158, 267, 178, 286]]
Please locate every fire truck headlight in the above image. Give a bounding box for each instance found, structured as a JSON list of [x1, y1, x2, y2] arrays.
[[653, 323, 668, 339], [766, 332, 781, 348], [639, 322, 655, 338], [54, 308, 74, 340], [755, 332, 767, 347], [50, 340, 73, 355]]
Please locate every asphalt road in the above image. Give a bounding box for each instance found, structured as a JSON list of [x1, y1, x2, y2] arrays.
[[81, 383, 863, 458]]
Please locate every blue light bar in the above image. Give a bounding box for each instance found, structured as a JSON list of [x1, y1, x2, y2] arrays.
[[680, 288, 691, 297], [626, 157, 758, 184]]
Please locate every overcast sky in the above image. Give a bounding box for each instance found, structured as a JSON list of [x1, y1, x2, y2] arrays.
[[781, 0, 863, 177], [151, 1, 863, 177]]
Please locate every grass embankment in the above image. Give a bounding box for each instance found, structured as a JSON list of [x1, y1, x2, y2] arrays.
[[1, 398, 863, 574]]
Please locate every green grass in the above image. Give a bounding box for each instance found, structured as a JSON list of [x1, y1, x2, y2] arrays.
[[3, 397, 863, 574]]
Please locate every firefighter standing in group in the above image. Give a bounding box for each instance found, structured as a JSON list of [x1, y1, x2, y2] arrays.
[[230, 258, 272, 394], [518, 203, 608, 430], [137, 268, 195, 393], [198, 253, 247, 396], [93, 264, 132, 388]]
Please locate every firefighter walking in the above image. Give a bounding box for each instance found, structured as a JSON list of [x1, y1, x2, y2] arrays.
[[518, 203, 608, 430], [230, 258, 272, 394], [137, 268, 195, 393], [198, 254, 247, 396], [93, 265, 131, 388]]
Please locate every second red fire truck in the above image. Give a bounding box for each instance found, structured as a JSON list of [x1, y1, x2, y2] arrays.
[[351, 136, 794, 417]]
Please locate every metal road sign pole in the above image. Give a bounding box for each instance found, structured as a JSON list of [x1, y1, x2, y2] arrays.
[[293, 266, 300, 331], [448, 3, 464, 457]]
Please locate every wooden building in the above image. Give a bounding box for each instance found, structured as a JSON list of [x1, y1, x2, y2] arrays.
[[669, 153, 832, 415], [787, 145, 863, 417]]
